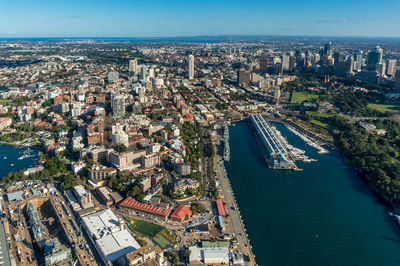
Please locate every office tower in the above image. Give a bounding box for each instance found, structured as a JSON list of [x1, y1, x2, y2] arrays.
[[353, 50, 363, 71], [129, 59, 138, 73], [396, 68, 400, 90], [289, 56, 296, 71], [319, 48, 325, 62], [281, 55, 290, 71], [367, 46, 383, 70], [259, 58, 271, 72], [141, 65, 147, 82], [314, 54, 320, 64], [188, 55, 195, 80], [237, 67, 250, 86], [333, 52, 344, 64], [149, 67, 155, 78], [387, 59, 397, 76], [324, 42, 332, 55], [112, 94, 125, 117], [376, 62, 386, 77]]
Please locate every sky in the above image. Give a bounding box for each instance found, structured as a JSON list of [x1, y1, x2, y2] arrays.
[[0, 0, 400, 38]]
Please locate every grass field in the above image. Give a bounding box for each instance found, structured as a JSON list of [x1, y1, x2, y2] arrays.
[[291, 91, 319, 103], [129, 218, 163, 237], [367, 103, 400, 113], [311, 119, 330, 129], [306, 111, 336, 118]]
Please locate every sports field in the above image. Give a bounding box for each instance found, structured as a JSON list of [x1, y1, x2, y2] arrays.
[[367, 103, 400, 113], [129, 218, 163, 237], [291, 91, 319, 103], [153, 233, 173, 249]]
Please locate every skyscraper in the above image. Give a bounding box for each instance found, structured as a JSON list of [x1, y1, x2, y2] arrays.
[[387, 59, 397, 76], [129, 59, 138, 73], [324, 42, 332, 55], [367, 46, 383, 71], [396, 68, 400, 90], [188, 55, 195, 80], [141, 65, 147, 82], [353, 50, 363, 71], [112, 94, 125, 117], [281, 55, 290, 71]]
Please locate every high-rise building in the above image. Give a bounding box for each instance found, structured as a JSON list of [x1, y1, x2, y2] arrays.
[[281, 55, 290, 71], [188, 55, 195, 80], [396, 68, 400, 90], [129, 59, 138, 73], [260, 57, 272, 72], [333, 52, 344, 64], [237, 67, 251, 86], [367, 46, 383, 71], [324, 41, 332, 55], [112, 94, 125, 117], [140, 65, 147, 82], [376, 62, 386, 77], [387, 59, 397, 77], [353, 50, 363, 71]]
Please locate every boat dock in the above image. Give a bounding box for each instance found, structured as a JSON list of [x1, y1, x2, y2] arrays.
[[223, 124, 230, 161], [285, 125, 329, 154], [249, 114, 298, 170]]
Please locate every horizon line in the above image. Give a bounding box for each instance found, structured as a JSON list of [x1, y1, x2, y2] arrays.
[[1, 34, 400, 40]]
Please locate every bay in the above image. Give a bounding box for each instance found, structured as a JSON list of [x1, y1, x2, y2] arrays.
[[0, 145, 39, 177], [225, 122, 400, 266]]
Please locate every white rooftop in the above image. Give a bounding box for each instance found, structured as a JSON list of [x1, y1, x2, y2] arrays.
[[96, 230, 140, 262], [189, 246, 229, 264], [82, 209, 120, 239], [74, 185, 87, 198]]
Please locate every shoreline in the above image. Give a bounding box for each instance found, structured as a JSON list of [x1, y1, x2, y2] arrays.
[[0, 140, 37, 148], [215, 124, 256, 265]]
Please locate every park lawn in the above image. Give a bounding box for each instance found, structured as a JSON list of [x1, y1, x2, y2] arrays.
[[311, 119, 330, 129], [306, 111, 336, 118], [367, 103, 400, 113], [129, 218, 163, 237], [291, 91, 319, 103]]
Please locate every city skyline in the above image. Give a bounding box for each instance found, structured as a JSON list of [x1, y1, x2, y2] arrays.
[[1, 0, 400, 38]]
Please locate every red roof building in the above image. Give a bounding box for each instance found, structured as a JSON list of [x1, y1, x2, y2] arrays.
[[216, 200, 225, 216], [119, 197, 171, 221], [170, 205, 192, 223]]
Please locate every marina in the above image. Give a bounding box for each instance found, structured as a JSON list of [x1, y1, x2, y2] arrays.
[[249, 115, 318, 170], [285, 124, 329, 154], [223, 124, 230, 161]]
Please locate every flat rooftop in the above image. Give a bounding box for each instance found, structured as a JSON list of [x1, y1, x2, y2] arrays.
[[96, 230, 140, 262]]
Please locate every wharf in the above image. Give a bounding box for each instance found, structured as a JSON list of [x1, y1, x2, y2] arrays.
[[249, 114, 298, 170]]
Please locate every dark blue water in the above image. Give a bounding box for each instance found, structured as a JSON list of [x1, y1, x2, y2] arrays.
[[225, 122, 400, 266], [0, 145, 39, 177]]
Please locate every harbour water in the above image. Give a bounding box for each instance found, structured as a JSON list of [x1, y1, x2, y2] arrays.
[[225, 122, 400, 266], [0, 145, 38, 177]]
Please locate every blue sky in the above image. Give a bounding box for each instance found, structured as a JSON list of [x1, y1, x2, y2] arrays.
[[0, 0, 400, 37]]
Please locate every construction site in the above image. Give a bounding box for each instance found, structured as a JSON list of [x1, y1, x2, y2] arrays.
[[22, 198, 72, 266]]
